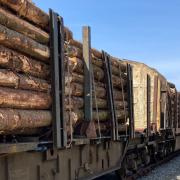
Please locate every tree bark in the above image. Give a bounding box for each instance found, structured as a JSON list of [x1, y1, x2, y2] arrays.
[[0, 7, 49, 44], [0, 0, 77, 41], [0, 87, 51, 109], [68, 39, 127, 73], [65, 57, 105, 81], [0, 109, 51, 133], [65, 82, 106, 98], [65, 44, 82, 59], [0, 0, 49, 31], [68, 39, 102, 59], [0, 69, 50, 92], [65, 82, 127, 100], [65, 72, 84, 85], [65, 57, 127, 88], [65, 55, 127, 80], [0, 127, 43, 135], [0, 24, 49, 61], [0, 46, 50, 79], [65, 96, 128, 110], [66, 110, 128, 126]]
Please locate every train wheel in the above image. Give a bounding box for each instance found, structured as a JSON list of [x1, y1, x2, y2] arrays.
[[116, 158, 128, 180], [128, 158, 138, 173], [142, 149, 150, 165], [162, 145, 167, 158]]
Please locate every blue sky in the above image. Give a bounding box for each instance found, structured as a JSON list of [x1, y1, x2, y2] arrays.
[[34, 0, 180, 90]]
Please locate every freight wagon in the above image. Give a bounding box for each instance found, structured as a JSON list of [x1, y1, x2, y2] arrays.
[[0, 0, 179, 180]]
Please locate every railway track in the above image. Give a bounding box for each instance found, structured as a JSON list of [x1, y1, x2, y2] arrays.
[[126, 150, 180, 180]]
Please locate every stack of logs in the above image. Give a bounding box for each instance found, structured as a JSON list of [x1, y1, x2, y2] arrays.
[[65, 41, 128, 137], [0, 0, 129, 138]]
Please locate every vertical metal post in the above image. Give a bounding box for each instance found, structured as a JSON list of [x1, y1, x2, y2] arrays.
[[147, 75, 151, 137], [127, 64, 135, 139], [49, 9, 66, 149], [102, 51, 117, 141], [83, 26, 92, 122], [153, 76, 158, 133]]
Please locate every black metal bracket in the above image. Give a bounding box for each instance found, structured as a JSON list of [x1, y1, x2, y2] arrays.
[[127, 64, 135, 139], [147, 74, 151, 137], [49, 9, 67, 149], [102, 51, 118, 141]]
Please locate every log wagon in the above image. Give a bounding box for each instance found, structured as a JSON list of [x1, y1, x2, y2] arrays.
[[0, 1, 133, 179], [0, 1, 179, 180]]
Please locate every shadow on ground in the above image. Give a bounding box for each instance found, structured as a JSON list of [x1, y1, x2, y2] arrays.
[[95, 173, 119, 180]]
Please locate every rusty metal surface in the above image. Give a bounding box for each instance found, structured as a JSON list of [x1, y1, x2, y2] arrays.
[[0, 141, 124, 180]]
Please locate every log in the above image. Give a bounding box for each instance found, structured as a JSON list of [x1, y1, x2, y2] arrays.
[[65, 44, 126, 76], [0, 69, 50, 92], [65, 72, 84, 85], [65, 82, 127, 100], [65, 44, 82, 59], [0, 127, 43, 135], [66, 57, 127, 87], [0, 46, 50, 79], [65, 72, 107, 90], [0, 0, 49, 30], [64, 27, 73, 41], [65, 96, 128, 110], [66, 110, 128, 126], [0, 87, 51, 109], [0, 0, 74, 39], [68, 39, 127, 72], [0, 7, 49, 44], [0, 109, 51, 133], [65, 57, 105, 81], [68, 39, 102, 59], [65, 44, 102, 60], [65, 82, 107, 98], [0, 24, 50, 61]]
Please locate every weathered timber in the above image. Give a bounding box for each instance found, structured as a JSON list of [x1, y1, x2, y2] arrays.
[[0, 46, 50, 79], [66, 110, 128, 126], [0, 109, 51, 133], [0, 0, 49, 30], [0, 69, 50, 92], [65, 96, 128, 110], [0, 7, 49, 44], [0, 24, 50, 61], [0, 87, 51, 109], [65, 82, 127, 100]]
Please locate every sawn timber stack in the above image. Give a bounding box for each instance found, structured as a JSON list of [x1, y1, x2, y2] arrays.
[[0, 0, 128, 140]]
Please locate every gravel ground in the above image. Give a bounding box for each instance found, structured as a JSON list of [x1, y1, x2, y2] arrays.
[[96, 155, 180, 180], [140, 155, 180, 180]]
